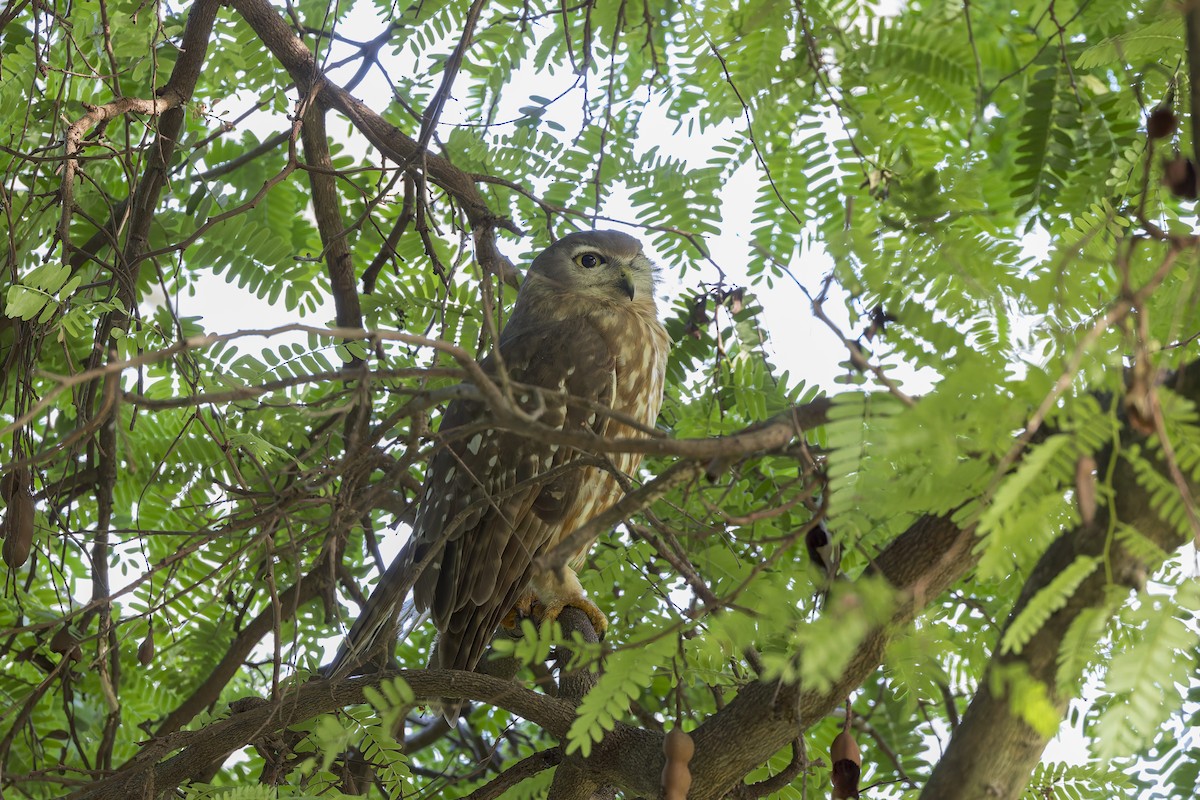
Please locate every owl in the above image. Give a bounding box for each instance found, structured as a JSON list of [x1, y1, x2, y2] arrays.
[[412, 229, 670, 673], [329, 230, 670, 687]]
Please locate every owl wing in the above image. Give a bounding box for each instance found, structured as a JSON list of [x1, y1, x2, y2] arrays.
[[411, 315, 619, 671]]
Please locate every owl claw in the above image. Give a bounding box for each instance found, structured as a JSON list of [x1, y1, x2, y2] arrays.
[[499, 593, 607, 638], [537, 596, 608, 639], [500, 593, 538, 629]]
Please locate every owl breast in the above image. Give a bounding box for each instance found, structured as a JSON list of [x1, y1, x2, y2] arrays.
[[547, 302, 670, 568]]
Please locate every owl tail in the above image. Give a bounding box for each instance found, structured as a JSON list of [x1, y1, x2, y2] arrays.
[[425, 642, 464, 724], [429, 608, 532, 723], [324, 543, 422, 680], [437, 699, 464, 725]]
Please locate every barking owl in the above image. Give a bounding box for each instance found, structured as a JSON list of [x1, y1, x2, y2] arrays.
[[329, 230, 669, 686], [413, 229, 670, 673]]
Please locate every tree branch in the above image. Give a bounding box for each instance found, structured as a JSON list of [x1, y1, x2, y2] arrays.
[[462, 748, 562, 800], [4, 325, 834, 470], [549, 606, 613, 800], [228, 0, 522, 285], [300, 103, 364, 334], [70, 670, 578, 800], [920, 363, 1200, 799]]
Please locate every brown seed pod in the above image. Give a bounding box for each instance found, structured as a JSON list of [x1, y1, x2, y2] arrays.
[[138, 626, 155, 666], [830, 730, 861, 766], [1147, 108, 1179, 140], [830, 730, 862, 799], [2, 489, 34, 568], [0, 467, 27, 502], [49, 626, 82, 663], [664, 727, 695, 761], [662, 728, 695, 800], [1163, 157, 1198, 199]]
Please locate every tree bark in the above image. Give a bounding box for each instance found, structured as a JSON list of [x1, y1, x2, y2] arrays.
[[921, 366, 1200, 799]]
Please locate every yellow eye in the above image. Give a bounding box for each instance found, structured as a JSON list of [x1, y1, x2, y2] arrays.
[[574, 252, 606, 269]]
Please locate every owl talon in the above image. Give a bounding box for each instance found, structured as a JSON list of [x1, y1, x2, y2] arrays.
[[536, 597, 608, 639], [500, 593, 538, 629]]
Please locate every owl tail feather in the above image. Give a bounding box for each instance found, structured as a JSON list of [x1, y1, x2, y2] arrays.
[[324, 542, 423, 680], [424, 643, 464, 724], [437, 699, 464, 725]]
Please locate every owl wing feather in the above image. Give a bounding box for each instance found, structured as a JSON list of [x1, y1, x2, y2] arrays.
[[411, 313, 619, 671]]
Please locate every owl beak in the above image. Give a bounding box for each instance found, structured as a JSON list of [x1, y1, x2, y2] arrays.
[[617, 267, 636, 300]]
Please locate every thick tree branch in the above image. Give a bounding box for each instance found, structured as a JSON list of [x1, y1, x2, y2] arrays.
[[300, 104, 364, 334], [69, 670, 577, 800], [298, 99, 372, 618], [921, 360, 1200, 799]]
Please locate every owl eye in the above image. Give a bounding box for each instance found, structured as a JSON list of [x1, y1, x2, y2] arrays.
[[574, 252, 607, 269]]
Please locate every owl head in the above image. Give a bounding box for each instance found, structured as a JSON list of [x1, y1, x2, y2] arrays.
[[524, 230, 657, 304]]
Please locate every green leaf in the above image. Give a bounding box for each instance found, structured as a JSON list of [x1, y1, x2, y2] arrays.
[[566, 634, 677, 758]]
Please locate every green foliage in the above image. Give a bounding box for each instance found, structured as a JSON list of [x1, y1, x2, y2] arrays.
[[1001, 556, 1100, 656], [362, 676, 415, 733], [1055, 597, 1118, 694], [1011, 57, 1069, 216], [487, 616, 565, 667], [3, 0, 1200, 796], [1022, 760, 1136, 799], [1076, 19, 1184, 70], [1093, 583, 1200, 760], [974, 435, 1078, 581], [988, 662, 1061, 738], [566, 633, 678, 757], [764, 576, 897, 692]]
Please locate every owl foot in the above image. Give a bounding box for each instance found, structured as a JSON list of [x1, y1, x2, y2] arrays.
[[536, 595, 608, 639], [499, 592, 607, 638], [527, 567, 608, 637], [500, 593, 538, 629]]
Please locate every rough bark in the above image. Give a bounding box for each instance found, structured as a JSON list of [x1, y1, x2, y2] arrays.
[[922, 360, 1200, 799]]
